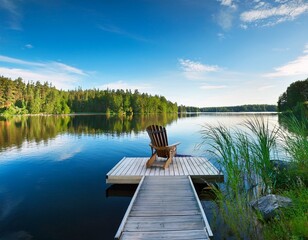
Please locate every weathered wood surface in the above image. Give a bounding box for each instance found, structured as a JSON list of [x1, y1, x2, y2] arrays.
[[106, 157, 223, 184], [115, 176, 211, 240]]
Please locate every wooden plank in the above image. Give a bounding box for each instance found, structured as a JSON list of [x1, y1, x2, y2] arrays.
[[115, 176, 210, 239], [126, 215, 203, 222], [135, 158, 146, 176], [115, 176, 145, 239], [120, 230, 208, 240], [201, 157, 219, 175], [130, 158, 144, 176], [124, 221, 204, 231], [194, 157, 210, 175], [107, 157, 127, 176], [107, 157, 223, 184], [114, 158, 135, 176], [179, 157, 189, 175], [188, 157, 201, 175], [188, 176, 213, 237], [198, 157, 214, 175], [181, 157, 194, 176]]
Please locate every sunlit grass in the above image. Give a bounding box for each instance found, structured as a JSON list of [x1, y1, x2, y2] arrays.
[[200, 116, 308, 239]]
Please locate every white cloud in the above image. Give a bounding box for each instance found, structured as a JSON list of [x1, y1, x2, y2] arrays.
[[52, 62, 86, 76], [0, 55, 44, 66], [217, 33, 225, 40], [0, 55, 87, 89], [0, 55, 86, 75], [179, 58, 220, 80], [240, 23, 248, 29], [98, 24, 150, 42], [240, 0, 308, 26], [218, 0, 237, 9], [0, 67, 81, 89], [265, 44, 308, 78], [99, 80, 151, 91], [179, 59, 219, 72], [201, 85, 227, 90], [24, 44, 33, 49], [0, 0, 22, 30], [258, 85, 275, 90], [216, 8, 235, 29]]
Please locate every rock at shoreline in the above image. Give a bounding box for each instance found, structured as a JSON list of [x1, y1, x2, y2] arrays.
[[250, 194, 292, 220]]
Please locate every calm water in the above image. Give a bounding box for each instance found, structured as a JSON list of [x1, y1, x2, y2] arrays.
[[0, 113, 278, 240]]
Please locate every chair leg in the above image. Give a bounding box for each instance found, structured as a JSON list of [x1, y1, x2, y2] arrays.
[[163, 156, 173, 169], [146, 153, 157, 168]]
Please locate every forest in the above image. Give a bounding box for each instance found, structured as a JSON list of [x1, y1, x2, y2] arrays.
[[278, 78, 308, 113], [179, 104, 277, 112], [0, 76, 178, 115]]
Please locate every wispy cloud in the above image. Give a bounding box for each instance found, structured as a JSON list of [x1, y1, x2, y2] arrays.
[[217, 33, 225, 40], [272, 47, 290, 52], [24, 44, 33, 49], [240, 0, 308, 27], [258, 85, 275, 90], [179, 58, 220, 80], [216, 8, 236, 30], [98, 24, 150, 42], [52, 62, 86, 76], [0, 55, 44, 66], [215, 0, 238, 30], [0, 0, 22, 30], [218, 0, 237, 9], [99, 80, 151, 91], [179, 59, 219, 72], [201, 85, 227, 90], [0, 55, 87, 89], [265, 44, 308, 77]]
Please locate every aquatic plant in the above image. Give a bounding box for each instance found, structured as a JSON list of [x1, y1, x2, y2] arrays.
[[200, 116, 308, 239]]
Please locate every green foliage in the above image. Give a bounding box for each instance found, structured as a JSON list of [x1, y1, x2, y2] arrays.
[[200, 117, 308, 239], [263, 188, 308, 240], [244, 117, 280, 193], [279, 115, 308, 187], [278, 78, 308, 113], [200, 118, 279, 196], [180, 104, 277, 113], [0, 76, 178, 116], [1, 105, 28, 117]]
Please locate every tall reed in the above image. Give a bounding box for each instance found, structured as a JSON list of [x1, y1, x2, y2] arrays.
[[243, 117, 280, 193], [279, 114, 308, 187], [200, 117, 280, 239]]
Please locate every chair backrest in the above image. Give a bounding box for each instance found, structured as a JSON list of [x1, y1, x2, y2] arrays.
[[146, 125, 169, 147]]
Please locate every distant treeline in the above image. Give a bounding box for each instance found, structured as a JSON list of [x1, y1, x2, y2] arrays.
[[278, 78, 308, 113], [179, 104, 277, 113], [0, 76, 178, 115]]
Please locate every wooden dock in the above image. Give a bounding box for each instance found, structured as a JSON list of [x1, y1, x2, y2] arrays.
[[106, 157, 223, 184], [115, 176, 212, 240]]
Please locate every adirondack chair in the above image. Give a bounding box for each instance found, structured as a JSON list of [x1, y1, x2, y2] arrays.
[[146, 125, 180, 169]]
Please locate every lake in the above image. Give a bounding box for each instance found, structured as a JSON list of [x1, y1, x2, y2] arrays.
[[0, 113, 278, 240]]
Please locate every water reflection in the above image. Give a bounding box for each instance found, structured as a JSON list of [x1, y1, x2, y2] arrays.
[[0, 114, 178, 151]]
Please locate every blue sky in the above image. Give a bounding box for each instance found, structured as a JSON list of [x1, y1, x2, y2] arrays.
[[0, 0, 308, 107]]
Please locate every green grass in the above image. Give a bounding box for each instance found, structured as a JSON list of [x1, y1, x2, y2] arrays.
[[263, 188, 308, 240], [200, 116, 308, 239]]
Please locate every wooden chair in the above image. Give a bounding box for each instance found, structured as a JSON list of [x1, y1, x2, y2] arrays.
[[146, 125, 180, 169]]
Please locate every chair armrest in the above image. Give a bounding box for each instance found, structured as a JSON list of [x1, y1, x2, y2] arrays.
[[149, 142, 180, 151]]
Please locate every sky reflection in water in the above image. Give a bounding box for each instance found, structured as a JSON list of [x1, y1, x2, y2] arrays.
[[0, 113, 278, 239]]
